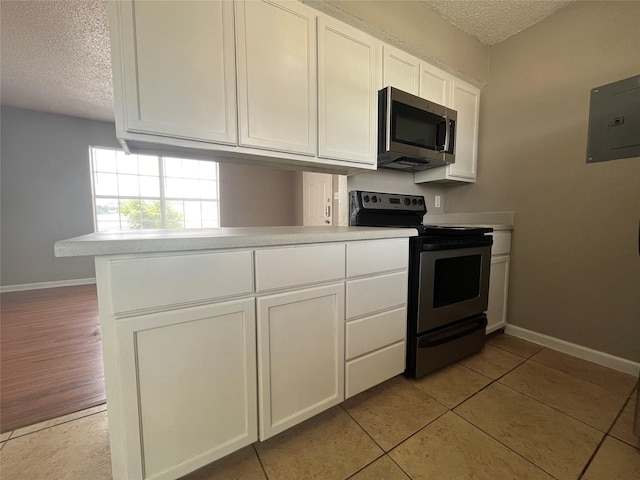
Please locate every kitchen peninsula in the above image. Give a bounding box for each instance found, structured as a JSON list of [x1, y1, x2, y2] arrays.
[[55, 226, 416, 480]]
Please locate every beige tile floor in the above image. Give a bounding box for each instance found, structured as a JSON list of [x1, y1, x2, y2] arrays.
[[1, 333, 639, 479]]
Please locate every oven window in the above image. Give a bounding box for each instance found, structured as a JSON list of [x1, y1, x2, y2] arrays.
[[391, 101, 444, 150], [433, 254, 482, 308]]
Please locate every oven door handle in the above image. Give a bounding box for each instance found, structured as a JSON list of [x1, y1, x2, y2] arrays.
[[418, 316, 488, 348]]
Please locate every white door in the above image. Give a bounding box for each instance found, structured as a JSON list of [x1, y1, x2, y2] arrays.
[[115, 299, 257, 479], [486, 255, 510, 334], [235, 0, 317, 155], [303, 172, 333, 226], [257, 283, 345, 440], [382, 45, 420, 95], [449, 78, 480, 180], [318, 16, 378, 165], [112, 0, 237, 144], [419, 63, 451, 105]]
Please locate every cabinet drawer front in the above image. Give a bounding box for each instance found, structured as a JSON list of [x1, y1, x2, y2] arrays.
[[108, 251, 253, 314], [346, 308, 406, 360], [346, 271, 408, 319], [492, 231, 512, 255], [255, 244, 345, 292], [345, 342, 405, 398], [347, 239, 408, 278]]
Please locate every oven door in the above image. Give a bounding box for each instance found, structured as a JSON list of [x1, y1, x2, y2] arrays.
[[416, 245, 491, 333]]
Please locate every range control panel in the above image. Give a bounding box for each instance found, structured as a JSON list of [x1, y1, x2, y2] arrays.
[[352, 190, 426, 212]]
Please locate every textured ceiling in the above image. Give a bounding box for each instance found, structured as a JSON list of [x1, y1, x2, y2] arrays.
[[0, 0, 114, 122], [421, 0, 576, 45], [0, 0, 576, 123]]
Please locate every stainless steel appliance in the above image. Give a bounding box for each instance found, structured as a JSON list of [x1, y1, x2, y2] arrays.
[[378, 86, 457, 172], [350, 190, 492, 378]]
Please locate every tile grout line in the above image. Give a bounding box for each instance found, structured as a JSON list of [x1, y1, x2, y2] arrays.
[[2, 404, 108, 441], [494, 379, 614, 435], [494, 364, 633, 436], [452, 357, 569, 480], [608, 384, 640, 451], [339, 398, 449, 479], [450, 409, 561, 480], [576, 430, 609, 479], [251, 443, 270, 480], [449, 346, 633, 480]]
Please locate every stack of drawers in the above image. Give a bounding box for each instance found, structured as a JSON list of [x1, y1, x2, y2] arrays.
[[345, 239, 409, 398]]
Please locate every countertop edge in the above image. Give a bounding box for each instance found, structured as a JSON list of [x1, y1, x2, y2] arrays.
[[54, 227, 417, 258]]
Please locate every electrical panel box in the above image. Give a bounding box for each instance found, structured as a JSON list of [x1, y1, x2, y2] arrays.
[[586, 74, 640, 163]]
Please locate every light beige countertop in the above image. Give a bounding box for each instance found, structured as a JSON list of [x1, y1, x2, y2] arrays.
[[423, 212, 515, 231], [54, 226, 417, 257]]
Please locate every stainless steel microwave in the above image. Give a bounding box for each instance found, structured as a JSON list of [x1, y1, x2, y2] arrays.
[[378, 86, 456, 171]]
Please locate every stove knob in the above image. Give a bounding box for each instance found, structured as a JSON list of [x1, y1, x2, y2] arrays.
[[418, 198, 424, 205], [363, 195, 370, 203], [412, 199, 418, 205], [404, 198, 411, 206], [371, 195, 378, 203]]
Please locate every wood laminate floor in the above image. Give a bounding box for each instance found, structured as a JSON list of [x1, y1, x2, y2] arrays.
[[0, 285, 105, 433]]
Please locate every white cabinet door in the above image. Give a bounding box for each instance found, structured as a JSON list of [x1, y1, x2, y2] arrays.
[[486, 255, 510, 334], [414, 77, 480, 184], [419, 63, 451, 105], [110, 0, 237, 145], [448, 78, 480, 181], [257, 283, 345, 440], [115, 299, 257, 480], [318, 16, 378, 165], [235, 0, 317, 155], [382, 45, 420, 95]]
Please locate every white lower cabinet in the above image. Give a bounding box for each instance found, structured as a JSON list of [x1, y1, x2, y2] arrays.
[[486, 255, 510, 334], [486, 231, 512, 333], [344, 239, 409, 399], [257, 283, 345, 440], [114, 299, 257, 480], [98, 237, 411, 478]]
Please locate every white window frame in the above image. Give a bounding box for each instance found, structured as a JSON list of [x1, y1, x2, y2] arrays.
[[89, 146, 220, 232]]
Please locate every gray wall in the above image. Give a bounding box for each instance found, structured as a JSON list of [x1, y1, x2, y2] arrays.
[[0, 107, 299, 287], [444, 1, 640, 362], [219, 162, 298, 227], [1, 106, 119, 286]]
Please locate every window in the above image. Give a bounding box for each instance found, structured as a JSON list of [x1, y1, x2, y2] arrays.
[[90, 147, 219, 231]]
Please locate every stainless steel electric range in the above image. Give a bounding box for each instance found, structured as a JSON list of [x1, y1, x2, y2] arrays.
[[350, 190, 493, 378]]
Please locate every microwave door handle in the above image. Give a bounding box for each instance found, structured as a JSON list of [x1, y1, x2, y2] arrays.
[[442, 114, 450, 153]]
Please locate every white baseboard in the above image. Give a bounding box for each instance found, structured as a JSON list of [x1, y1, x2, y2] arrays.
[[505, 324, 640, 377], [1, 278, 96, 293]]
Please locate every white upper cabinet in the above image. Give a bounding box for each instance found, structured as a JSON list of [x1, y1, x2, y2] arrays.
[[449, 78, 480, 180], [318, 17, 379, 165], [235, 0, 317, 156], [380, 43, 480, 184], [382, 45, 420, 95], [108, 0, 479, 176], [109, 0, 237, 145], [419, 63, 451, 106], [414, 77, 480, 184]]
